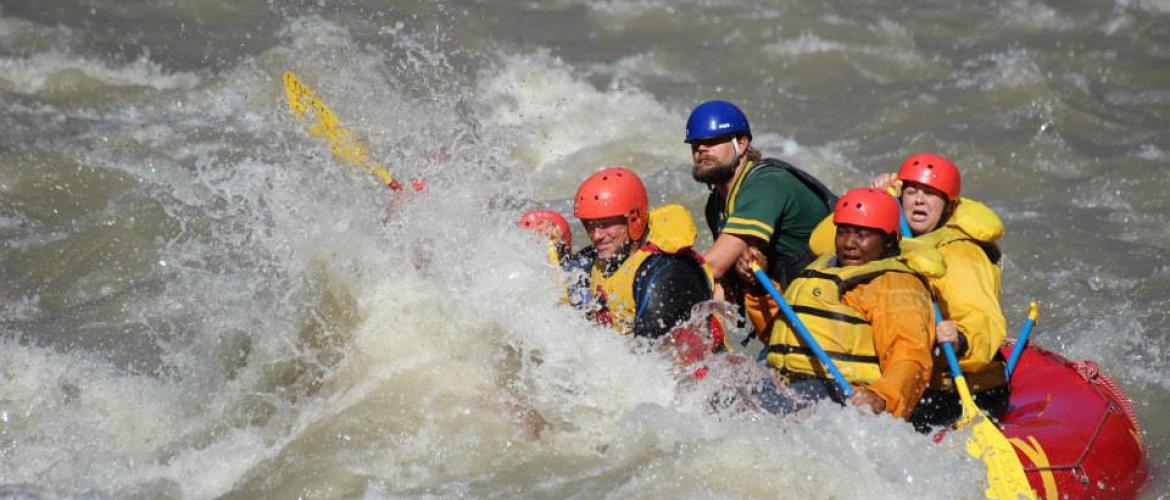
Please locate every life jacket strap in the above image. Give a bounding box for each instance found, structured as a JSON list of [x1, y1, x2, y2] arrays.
[[768, 344, 880, 364]]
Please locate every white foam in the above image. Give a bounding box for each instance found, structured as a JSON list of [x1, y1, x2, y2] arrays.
[[473, 52, 682, 175], [0, 52, 200, 95], [0, 343, 199, 494], [997, 0, 1074, 30], [0, 15, 78, 50], [1136, 144, 1165, 161], [1141, 0, 1170, 12], [1102, 0, 1170, 34], [3, 7, 1164, 498], [584, 52, 692, 89], [760, 20, 925, 69], [954, 49, 1044, 91]]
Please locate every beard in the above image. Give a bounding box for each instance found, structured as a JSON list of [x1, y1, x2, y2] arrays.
[[692, 155, 737, 184]]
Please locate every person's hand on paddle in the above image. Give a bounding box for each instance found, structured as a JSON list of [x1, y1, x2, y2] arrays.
[[870, 172, 900, 194], [935, 320, 968, 356], [735, 246, 766, 283], [849, 388, 886, 414]]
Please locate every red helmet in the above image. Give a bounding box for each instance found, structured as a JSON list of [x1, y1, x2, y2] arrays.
[[834, 187, 901, 234], [897, 152, 961, 200], [573, 167, 649, 240], [516, 209, 572, 247]]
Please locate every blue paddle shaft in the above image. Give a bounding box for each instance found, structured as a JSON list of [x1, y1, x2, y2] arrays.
[[1004, 317, 1035, 379], [898, 208, 913, 237], [941, 340, 963, 380], [752, 267, 855, 398]]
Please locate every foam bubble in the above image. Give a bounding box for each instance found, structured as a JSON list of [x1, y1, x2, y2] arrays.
[[1134, 0, 1170, 13], [954, 49, 1044, 91], [0, 52, 200, 96], [1136, 144, 1165, 160], [996, 0, 1074, 31], [473, 52, 681, 178]]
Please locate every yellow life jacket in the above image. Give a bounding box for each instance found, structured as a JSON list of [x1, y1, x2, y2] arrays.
[[543, 239, 572, 305], [588, 204, 716, 335], [767, 239, 944, 384], [801, 197, 1006, 390], [916, 197, 1003, 261]]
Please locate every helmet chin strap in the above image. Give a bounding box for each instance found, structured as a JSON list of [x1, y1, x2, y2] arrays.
[[731, 137, 740, 157]]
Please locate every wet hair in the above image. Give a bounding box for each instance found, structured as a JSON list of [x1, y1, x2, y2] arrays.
[[935, 199, 958, 229], [745, 145, 762, 162]]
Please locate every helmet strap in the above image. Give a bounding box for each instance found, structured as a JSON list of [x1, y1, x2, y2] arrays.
[[731, 137, 740, 157]]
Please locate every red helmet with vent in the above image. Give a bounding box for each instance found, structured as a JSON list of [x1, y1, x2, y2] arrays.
[[573, 167, 649, 240]]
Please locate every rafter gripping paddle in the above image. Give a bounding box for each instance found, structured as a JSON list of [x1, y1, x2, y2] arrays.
[[888, 186, 1034, 499]]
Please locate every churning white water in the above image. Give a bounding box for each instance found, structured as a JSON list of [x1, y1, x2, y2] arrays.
[[1, 1, 1167, 498]]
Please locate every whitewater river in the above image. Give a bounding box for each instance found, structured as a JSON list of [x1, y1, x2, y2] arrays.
[[1, 0, 1167, 498]]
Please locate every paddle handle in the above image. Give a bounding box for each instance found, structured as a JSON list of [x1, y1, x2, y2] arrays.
[[751, 263, 855, 398], [1004, 301, 1039, 380]]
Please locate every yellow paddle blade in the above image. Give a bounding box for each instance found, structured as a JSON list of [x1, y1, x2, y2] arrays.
[[953, 375, 1036, 499], [282, 71, 402, 191]]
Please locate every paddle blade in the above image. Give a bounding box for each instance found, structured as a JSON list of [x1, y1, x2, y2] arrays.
[[950, 373, 1035, 498], [282, 71, 404, 191], [965, 416, 1037, 499]]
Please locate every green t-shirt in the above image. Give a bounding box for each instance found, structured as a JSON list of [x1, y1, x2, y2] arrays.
[[705, 158, 833, 262]]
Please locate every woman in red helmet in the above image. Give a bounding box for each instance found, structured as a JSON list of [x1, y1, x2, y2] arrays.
[[564, 167, 716, 340], [762, 188, 940, 418], [866, 152, 1010, 430]]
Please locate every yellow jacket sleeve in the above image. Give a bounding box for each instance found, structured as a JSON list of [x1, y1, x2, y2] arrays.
[[935, 241, 1007, 372], [843, 273, 934, 419]]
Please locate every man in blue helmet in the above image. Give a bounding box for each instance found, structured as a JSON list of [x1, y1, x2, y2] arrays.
[[685, 100, 836, 343]]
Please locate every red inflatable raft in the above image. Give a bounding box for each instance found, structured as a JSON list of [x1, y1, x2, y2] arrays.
[[999, 344, 1149, 498]]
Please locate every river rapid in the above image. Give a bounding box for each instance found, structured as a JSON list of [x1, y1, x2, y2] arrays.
[[1, 0, 1168, 498]]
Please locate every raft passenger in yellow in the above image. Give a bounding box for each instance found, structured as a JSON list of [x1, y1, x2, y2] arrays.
[[809, 152, 1009, 429], [563, 167, 715, 340], [760, 188, 940, 418]]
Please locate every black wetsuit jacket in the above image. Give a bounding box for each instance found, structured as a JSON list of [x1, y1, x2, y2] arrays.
[[565, 245, 710, 339]]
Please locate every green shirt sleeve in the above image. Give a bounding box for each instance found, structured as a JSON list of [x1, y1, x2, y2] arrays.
[[724, 168, 830, 256]]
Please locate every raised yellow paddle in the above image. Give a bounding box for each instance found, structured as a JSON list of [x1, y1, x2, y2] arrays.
[[282, 70, 405, 191], [887, 186, 1034, 498]]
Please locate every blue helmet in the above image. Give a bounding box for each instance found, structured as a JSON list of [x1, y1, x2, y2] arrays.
[[684, 100, 751, 143]]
